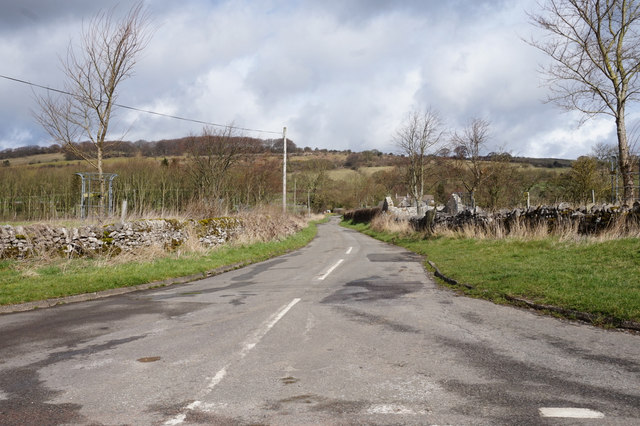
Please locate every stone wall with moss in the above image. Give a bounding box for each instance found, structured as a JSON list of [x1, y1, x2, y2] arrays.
[[0, 218, 242, 259]]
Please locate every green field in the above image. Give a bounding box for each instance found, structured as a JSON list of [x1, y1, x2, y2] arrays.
[[2, 152, 66, 166]]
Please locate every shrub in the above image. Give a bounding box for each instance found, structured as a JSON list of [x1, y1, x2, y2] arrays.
[[343, 207, 381, 224]]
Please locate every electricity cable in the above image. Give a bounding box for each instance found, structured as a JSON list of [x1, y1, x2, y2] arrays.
[[0, 73, 282, 135]]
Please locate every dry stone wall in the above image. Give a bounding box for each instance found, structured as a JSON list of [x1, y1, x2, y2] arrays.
[[0, 218, 242, 259], [409, 203, 640, 235]]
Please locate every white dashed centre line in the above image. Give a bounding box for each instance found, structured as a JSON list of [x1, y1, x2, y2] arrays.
[[539, 407, 605, 418], [346, 246, 353, 254], [319, 259, 344, 280], [164, 298, 301, 425]]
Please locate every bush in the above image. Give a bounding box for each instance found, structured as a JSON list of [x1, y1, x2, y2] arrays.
[[343, 207, 381, 224]]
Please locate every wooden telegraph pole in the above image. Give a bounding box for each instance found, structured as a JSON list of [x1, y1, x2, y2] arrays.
[[282, 126, 287, 213]]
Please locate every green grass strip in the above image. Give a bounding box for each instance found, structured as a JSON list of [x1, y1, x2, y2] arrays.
[[0, 221, 321, 306], [341, 220, 640, 325]]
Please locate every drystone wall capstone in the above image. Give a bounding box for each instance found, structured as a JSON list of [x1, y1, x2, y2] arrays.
[[0, 218, 242, 259]]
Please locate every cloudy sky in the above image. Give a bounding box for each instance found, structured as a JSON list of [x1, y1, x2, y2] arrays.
[[0, 0, 632, 158]]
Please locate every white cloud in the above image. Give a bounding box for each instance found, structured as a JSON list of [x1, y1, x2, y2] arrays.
[[0, 0, 626, 159], [525, 116, 616, 158], [0, 128, 35, 150]]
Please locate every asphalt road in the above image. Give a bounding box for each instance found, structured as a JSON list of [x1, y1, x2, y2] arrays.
[[0, 217, 639, 425]]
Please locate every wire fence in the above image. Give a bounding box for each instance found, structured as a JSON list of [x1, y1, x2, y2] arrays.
[[0, 188, 199, 222]]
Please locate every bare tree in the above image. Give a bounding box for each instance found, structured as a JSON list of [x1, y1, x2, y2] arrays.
[[395, 109, 444, 216], [186, 126, 248, 214], [528, 0, 640, 204], [450, 118, 491, 210], [35, 3, 151, 215], [591, 141, 619, 161]]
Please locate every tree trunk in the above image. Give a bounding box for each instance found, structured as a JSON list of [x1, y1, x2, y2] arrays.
[[616, 109, 635, 205], [418, 156, 424, 216], [97, 144, 105, 218]]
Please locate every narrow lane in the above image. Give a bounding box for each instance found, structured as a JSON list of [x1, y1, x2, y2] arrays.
[[0, 217, 638, 425]]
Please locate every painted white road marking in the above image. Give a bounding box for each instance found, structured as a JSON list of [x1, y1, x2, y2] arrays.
[[346, 246, 353, 254], [367, 404, 416, 414], [319, 259, 344, 280], [241, 298, 301, 356], [186, 401, 228, 412], [539, 407, 605, 418], [164, 298, 301, 425], [164, 414, 186, 425], [205, 367, 228, 392]]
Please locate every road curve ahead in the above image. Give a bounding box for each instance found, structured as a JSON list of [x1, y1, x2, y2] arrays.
[[0, 217, 639, 425]]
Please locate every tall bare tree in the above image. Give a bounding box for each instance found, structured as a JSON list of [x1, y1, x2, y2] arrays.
[[451, 118, 491, 210], [529, 0, 640, 204], [35, 3, 151, 215], [186, 126, 249, 214], [395, 109, 444, 216]]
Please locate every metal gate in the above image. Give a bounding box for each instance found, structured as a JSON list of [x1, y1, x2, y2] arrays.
[[76, 172, 117, 218]]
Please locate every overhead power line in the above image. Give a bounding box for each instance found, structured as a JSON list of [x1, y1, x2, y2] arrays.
[[0, 73, 282, 135]]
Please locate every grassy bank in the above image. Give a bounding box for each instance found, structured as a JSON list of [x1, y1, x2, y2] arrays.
[[0, 219, 321, 306], [342, 220, 640, 326]]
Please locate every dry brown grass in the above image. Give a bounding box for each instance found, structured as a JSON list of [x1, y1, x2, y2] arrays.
[[232, 206, 311, 245], [370, 213, 414, 236], [590, 216, 640, 241], [373, 212, 640, 243], [432, 220, 577, 241], [435, 218, 640, 243]]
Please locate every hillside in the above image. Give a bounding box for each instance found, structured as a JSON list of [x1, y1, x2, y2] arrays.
[[0, 137, 593, 223], [0, 139, 572, 169]]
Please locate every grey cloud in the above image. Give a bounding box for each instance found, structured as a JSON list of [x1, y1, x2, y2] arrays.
[[302, 0, 510, 26], [0, 0, 123, 32]]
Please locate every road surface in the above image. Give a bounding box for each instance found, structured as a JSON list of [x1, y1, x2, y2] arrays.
[[0, 217, 639, 425]]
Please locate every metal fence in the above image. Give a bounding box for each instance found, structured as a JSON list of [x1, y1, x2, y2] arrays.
[[76, 172, 118, 219], [609, 156, 640, 204]]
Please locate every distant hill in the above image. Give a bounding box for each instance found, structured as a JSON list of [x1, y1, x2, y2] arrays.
[[509, 156, 572, 168], [0, 138, 573, 170]]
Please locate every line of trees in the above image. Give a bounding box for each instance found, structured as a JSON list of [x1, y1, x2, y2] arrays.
[[0, 143, 635, 221], [0, 137, 306, 162], [394, 106, 638, 213]]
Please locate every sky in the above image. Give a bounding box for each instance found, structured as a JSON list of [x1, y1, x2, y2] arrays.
[[0, 0, 633, 158]]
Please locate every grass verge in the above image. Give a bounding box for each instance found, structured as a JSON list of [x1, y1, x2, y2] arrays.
[[0, 220, 322, 307], [341, 220, 640, 327]]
